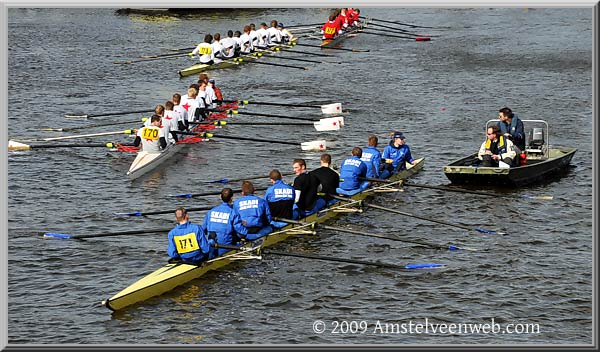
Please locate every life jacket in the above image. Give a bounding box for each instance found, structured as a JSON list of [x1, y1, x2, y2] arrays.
[[484, 135, 508, 155]]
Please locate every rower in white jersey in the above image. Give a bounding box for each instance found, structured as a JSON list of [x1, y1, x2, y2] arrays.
[[219, 30, 237, 60], [196, 81, 210, 121], [172, 93, 188, 131], [191, 34, 215, 65], [239, 25, 253, 55], [163, 101, 180, 144], [233, 30, 243, 57], [249, 23, 260, 49], [255, 22, 269, 49], [198, 73, 217, 108], [144, 104, 164, 127], [211, 32, 224, 63], [181, 86, 201, 122], [133, 114, 167, 153], [266, 19, 282, 45], [277, 22, 296, 44]]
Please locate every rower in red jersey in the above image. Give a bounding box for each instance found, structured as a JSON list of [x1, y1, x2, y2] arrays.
[[336, 8, 349, 30], [347, 7, 360, 27], [321, 14, 342, 40]]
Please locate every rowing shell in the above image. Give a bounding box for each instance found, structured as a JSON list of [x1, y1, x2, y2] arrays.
[[178, 41, 298, 78], [103, 157, 425, 311]]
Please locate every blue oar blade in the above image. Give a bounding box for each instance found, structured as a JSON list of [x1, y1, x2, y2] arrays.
[[43, 233, 72, 239], [167, 193, 193, 198], [113, 212, 143, 217], [405, 263, 446, 269], [448, 245, 460, 251], [448, 245, 478, 251], [204, 178, 228, 184]]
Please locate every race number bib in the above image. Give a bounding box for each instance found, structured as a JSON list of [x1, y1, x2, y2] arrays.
[[142, 127, 160, 140], [174, 232, 200, 254], [325, 27, 336, 35], [199, 46, 212, 55]]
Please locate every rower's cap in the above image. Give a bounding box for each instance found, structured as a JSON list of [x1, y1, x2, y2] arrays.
[[392, 131, 405, 139], [208, 78, 215, 83], [278, 22, 284, 28]]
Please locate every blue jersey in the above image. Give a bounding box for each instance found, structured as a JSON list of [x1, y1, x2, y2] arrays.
[[361, 146, 382, 178], [383, 143, 414, 170], [264, 180, 295, 203], [202, 202, 248, 256], [339, 156, 368, 190], [233, 194, 273, 229], [168, 222, 213, 263]]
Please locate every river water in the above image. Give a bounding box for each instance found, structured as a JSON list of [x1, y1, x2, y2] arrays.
[[5, 7, 594, 346]]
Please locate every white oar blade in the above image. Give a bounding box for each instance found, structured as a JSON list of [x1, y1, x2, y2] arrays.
[[313, 117, 342, 132], [321, 103, 343, 115], [8, 140, 31, 151], [301, 140, 326, 151]]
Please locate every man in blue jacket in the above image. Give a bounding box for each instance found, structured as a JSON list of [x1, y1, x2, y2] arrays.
[[380, 131, 417, 179], [233, 180, 273, 240], [202, 188, 248, 257], [337, 147, 369, 196], [168, 207, 215, 263]]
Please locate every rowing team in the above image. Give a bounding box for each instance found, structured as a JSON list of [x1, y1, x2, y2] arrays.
[[167, 131, 416, 264], [190, 20, 297, 65], [132, 73, 224, 152], [321, 7, 362, 40]]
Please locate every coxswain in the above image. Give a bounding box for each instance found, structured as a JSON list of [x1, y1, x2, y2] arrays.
[[163, 101, 180, 143], [191, 33, 215, 65], [361, 135, 382, 178], [321, 14, 342, 40], [264, 169, 295, 228], [202, 188, 248, 257], [133, 114, 167, 153], [277, 22, 296, 44], [220, 30, 238, 60], [267, 19, 282, 45], [211, 32, 224, 64], [233, 181, 273, 240], [239, 25, 253, 55], [380, 131, 417, 179], [310, 153, 340, 206], [291, 158, 321, 219], [172, 93, 189, 131], [337, 147, 369, 196], [208, 79, 223, 102], [168, 207, 215, 263]]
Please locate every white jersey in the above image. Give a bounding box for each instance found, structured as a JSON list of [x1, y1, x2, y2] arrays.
[[267, 27, 281, 45], [137, 125, 165, 153], [205, 85, 217, 103], [173, 104, 187, 126], [181, 96, 200, 122], [233, 36, 243, 53], [192, 42, 214, 64], [249, 30, 260, 48], [211, 41, 224, 62], [239, 33, 253, 54], [256, 28, 269, 48], [280, 28, 295, 43], [162, 109, 179, 144], [197, 89, 211, 107], [220, 37, 237, 59]]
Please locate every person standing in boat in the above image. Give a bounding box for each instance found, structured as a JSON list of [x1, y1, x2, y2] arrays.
[[264, 169, 296, 228], [310, 153, 340, 206], [337, 147, 369, 196], [191, 33, 215, 65], [202, 188, 248, 257], [361, 135, 383, 179], [478, 125, 517, 167], [291, 158, 321, 219], [380, 132, 417, 179], [321, 14, 343, 41], [132, 114, 167, 153], [233, 181, 273, 240], [497, 107, 526, 152], [168, 207, 215, 263]]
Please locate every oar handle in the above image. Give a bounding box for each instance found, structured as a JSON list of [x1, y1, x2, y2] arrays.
[[64, 109, 154, 118]]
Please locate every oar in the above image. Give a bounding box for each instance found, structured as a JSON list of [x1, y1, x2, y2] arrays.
[[194, 120, 315, 127], [234, 57, 308, 70], [401, 181, 554, 200], [294, 42, 370, 52], [275, 218, 477, 251], [252, 52, 342, 64], [176, 131, 327, 151], [167, 186, 268, 199], [360, 16, 442, 29], [8, 141, 120, 151], [226, 110, 319, 122], [40, 118, 147, 132], [167, 46, 196, 52], [36, 129, 136, 142], [274, 48, 335, 57], [214, 243, 446, 270], [114, 52, 189, 65], [226, 100, 337, 109], [140, 51, 193, 59], [43, 227, 173, 239], [360, 30, 431, 41], [64, 109, 154, 119], [365, 22, 439, 37], [204, 171, 296, 184], [114, 205, 215, 217], [363, 202, 508, 236]]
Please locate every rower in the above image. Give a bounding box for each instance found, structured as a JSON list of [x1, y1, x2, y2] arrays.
[[133, 114, 167, 153], [202, 187, 248, 257], [256, 22, 269, 49], [144, 104, 164, 127], [233, 180, 273, 240], [337, 147, 369, 196], [211, 32, 224, 64], [220, 30, 238, 60], [249, 23, 260, 49], [336, 8, 349, 31], [264, 169, 295, 228], [208, 79, 223, 102], [310, 153, 340, 206], [321, 14, 342, 40], [380, 131, 417, 179], [233, 30, 243, 56], [267, 19, 282, 45], [168, 207, 215, 263], [239, 25, 253, 55], [181, 85, 202, 123], [163, 101, 180, 143], [196, 81, 211, 118], [361, 135, 382, 179], [277, 22, 296, 44], [172, 93, 189, 131], [291, 158, 321, 219], [191, 33, 215, 65], [198, 73, 217, 108], [347, 7, 360, 27]]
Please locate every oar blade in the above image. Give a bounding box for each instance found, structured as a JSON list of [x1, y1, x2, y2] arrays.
[[113, 212, 143, 217], [321, 103, 343, 115], [167, 193, 194, 198], [43, 232, 72, 239], [314, 117, 342, 132], [404, 263, 446, 269], [301, 140, 327, 152], [8, 140, 31, 151], [521, 194, 554, 200]]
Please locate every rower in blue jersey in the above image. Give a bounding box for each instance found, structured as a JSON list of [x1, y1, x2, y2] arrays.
[[337, 147, 369, 196], [202, 188, 248, 257], [361, 135, 382, 179], [168, 207, 215, 263], [233, 180, 273, 240], [264, 169, 295, 228], [380, 131, 417, 179]]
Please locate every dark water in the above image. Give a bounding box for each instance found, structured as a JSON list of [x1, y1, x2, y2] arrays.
[[6, 7, 593, 345]]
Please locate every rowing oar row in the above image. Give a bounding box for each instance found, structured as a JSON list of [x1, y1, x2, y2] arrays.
[[359, 15, 448, 29], [64, 106, 223, 119], [41, 117, 148, 132], [8, 140, 123, 151], [360, 177, 554, 201], [181, 131, 328, 152], [360, 28, 432, 41]]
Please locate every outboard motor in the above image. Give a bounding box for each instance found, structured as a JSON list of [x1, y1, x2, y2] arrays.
[[529, 128, 544, 148]]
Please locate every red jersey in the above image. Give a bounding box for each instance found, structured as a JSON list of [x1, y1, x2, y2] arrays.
[[347, 8, 359, 24], [214, 87, 223, 101], [322, 20, 340, 39], [336, 13, 348, 29]]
